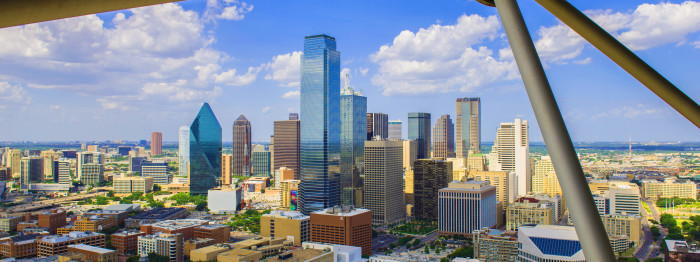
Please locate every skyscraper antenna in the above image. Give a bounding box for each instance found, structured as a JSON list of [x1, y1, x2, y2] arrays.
[[345, 73, 351, 89]]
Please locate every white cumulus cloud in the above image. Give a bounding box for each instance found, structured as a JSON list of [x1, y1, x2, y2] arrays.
[[282, 90, 300, 99], [0, 82, 31, 109], [535, 1, 700, 63], [371, 14, 518, 95], [264, 51, 302, 87]]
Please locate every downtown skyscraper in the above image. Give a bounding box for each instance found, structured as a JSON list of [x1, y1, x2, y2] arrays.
[[488, 119, 530, 197], [189, 103, 222, 195], [151, 132, 162, 156], [178, 126, 190, 177], [340, 78, 367, 207], [273, 114, 301, 179], [367, 113, 388, 140], [456, 97, 481, 156], [299, 34, 341, 214], [232, 115, 252, 177], [408, 112, 431, 159], [433, 114, 455, 158]]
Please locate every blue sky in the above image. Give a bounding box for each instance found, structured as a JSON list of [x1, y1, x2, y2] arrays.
[[0, 0, 698, 143]]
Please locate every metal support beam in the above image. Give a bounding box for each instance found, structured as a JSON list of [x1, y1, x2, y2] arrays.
[[493, 0, 616, 260], [534, 0, 700, 129], [0, 0, 181, 29]]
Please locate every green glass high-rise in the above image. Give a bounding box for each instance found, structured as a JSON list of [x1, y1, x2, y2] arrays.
[[408, 112, 431, 159], [300, 34, 341, 214], [340, 82, 367, 207], [189, 103, 222, 195]]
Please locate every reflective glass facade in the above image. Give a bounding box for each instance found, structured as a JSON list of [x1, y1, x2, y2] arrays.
[[178, 126, 190, 177], [456, 97, 481, 157], [408, 112, 431, 159], [340, 89, 367, 207], [189, 103, 222, 195], [300, 34, 341, 214]]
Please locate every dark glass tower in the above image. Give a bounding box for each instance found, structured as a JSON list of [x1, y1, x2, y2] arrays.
[[300, 34, 341, 214], [408, 112, 431, 159], [232, 115, 252, 176], [189, 103, 222, 195], [340, 81, 367, 207]]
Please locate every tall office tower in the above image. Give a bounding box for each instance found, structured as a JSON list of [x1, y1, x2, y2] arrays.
[[87, 145, 98, 152], [310, 206, 372, 256], [413, 159, 452, 221], [402, 140, 417, 171], [438, 180, 496, 236], [141, 160, 170, 185], [273, 116, 301, 179], [252, 147, 271, 176], [456, 97, 481, 156], [364, 140, 405, 225], [289, 113, 299, 120], [56, 161, 70, 184], [489, 119, 530, 197], [269, 135, 274, 173], [366, 113, 388, 140], [9, 149, 21, 178], [189, 103, 222, 195], [80, 163, 104, 186], [388, 120, 402, 140], [221, 154, 232, 185], [20, 157, 43, 186], [340, 81, 367, 207], [471, 170, 518, 206], [408, 113, 431, 159], [118, 146, 131, 156], [232, 114, 252, 176], [299, 34, 341, 214], [40, 150, 62, 180], [432, 115, 455, 158], [178, 126, 190, 177], [517, 225, 586, 262], [151, 132, 162, 156]]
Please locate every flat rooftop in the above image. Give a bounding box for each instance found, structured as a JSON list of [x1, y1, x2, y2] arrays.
[[264, 248, 329, 262], [131, 207, 185, 220], [150, 219, 208, 230], [68, 244, 116, 254]]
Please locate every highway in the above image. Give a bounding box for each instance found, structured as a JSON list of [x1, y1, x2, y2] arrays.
[[5, 191, 105, 213], [635, 199, 665, 260]]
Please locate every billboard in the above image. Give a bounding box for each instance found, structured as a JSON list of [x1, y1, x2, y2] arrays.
[[290, 190, 298, 211]]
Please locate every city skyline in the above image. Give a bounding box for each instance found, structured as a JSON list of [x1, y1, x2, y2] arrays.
[[0, 1, 698, 143]]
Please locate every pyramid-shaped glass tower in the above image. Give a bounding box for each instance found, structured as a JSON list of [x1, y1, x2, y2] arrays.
[[189, 102, 222, 195]]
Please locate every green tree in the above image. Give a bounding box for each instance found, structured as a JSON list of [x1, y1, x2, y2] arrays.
[[424, 246, 429, 253], [153, 184, 162, 191]]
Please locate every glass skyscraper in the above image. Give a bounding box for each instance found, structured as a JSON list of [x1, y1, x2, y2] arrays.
[[408, 112, 431, 159], [178, 126, 190, 177], [300, 34, 341, 214], [456, 97, 481, 157], [189, 103, 222, 195], [340, 82, 367, 207]]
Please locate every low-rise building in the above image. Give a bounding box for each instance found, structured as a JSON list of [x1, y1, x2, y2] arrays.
[[38, 209, 67, 234], [517, 225, 584, 262], [0, 234, 42, 259], [279, 180, 300, 210], [184, 238, 215, 258], [0, 216, 23, 232], [472, 228, 518, 262], [231, 236, 293, 257], [310, 206, 372, 256], [66, 244, 118, 262], [124, 207, 188, 228], [84, 209, 130, 227], [208, 186, 243, 214], [642, 179, 697, 200], [506, 197, 555, 231], [665, 239, 700, 262], [189, 243, 231, 262], [111, 230, 145, 256], [140, 219, 208, 240], [600, 214, 642, 246], [137, 233, 183, 262], [193, 224, 230, 244], [260, 211, 310, 246], [37, 231, 106, 257], [438, 180, 496, 236], [113, 176, 154, 196], [217, 248, 263, 262]]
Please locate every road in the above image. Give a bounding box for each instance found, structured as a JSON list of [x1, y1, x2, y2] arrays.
[[5, 192, 105, 213], [635, 199, 665, 260]]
